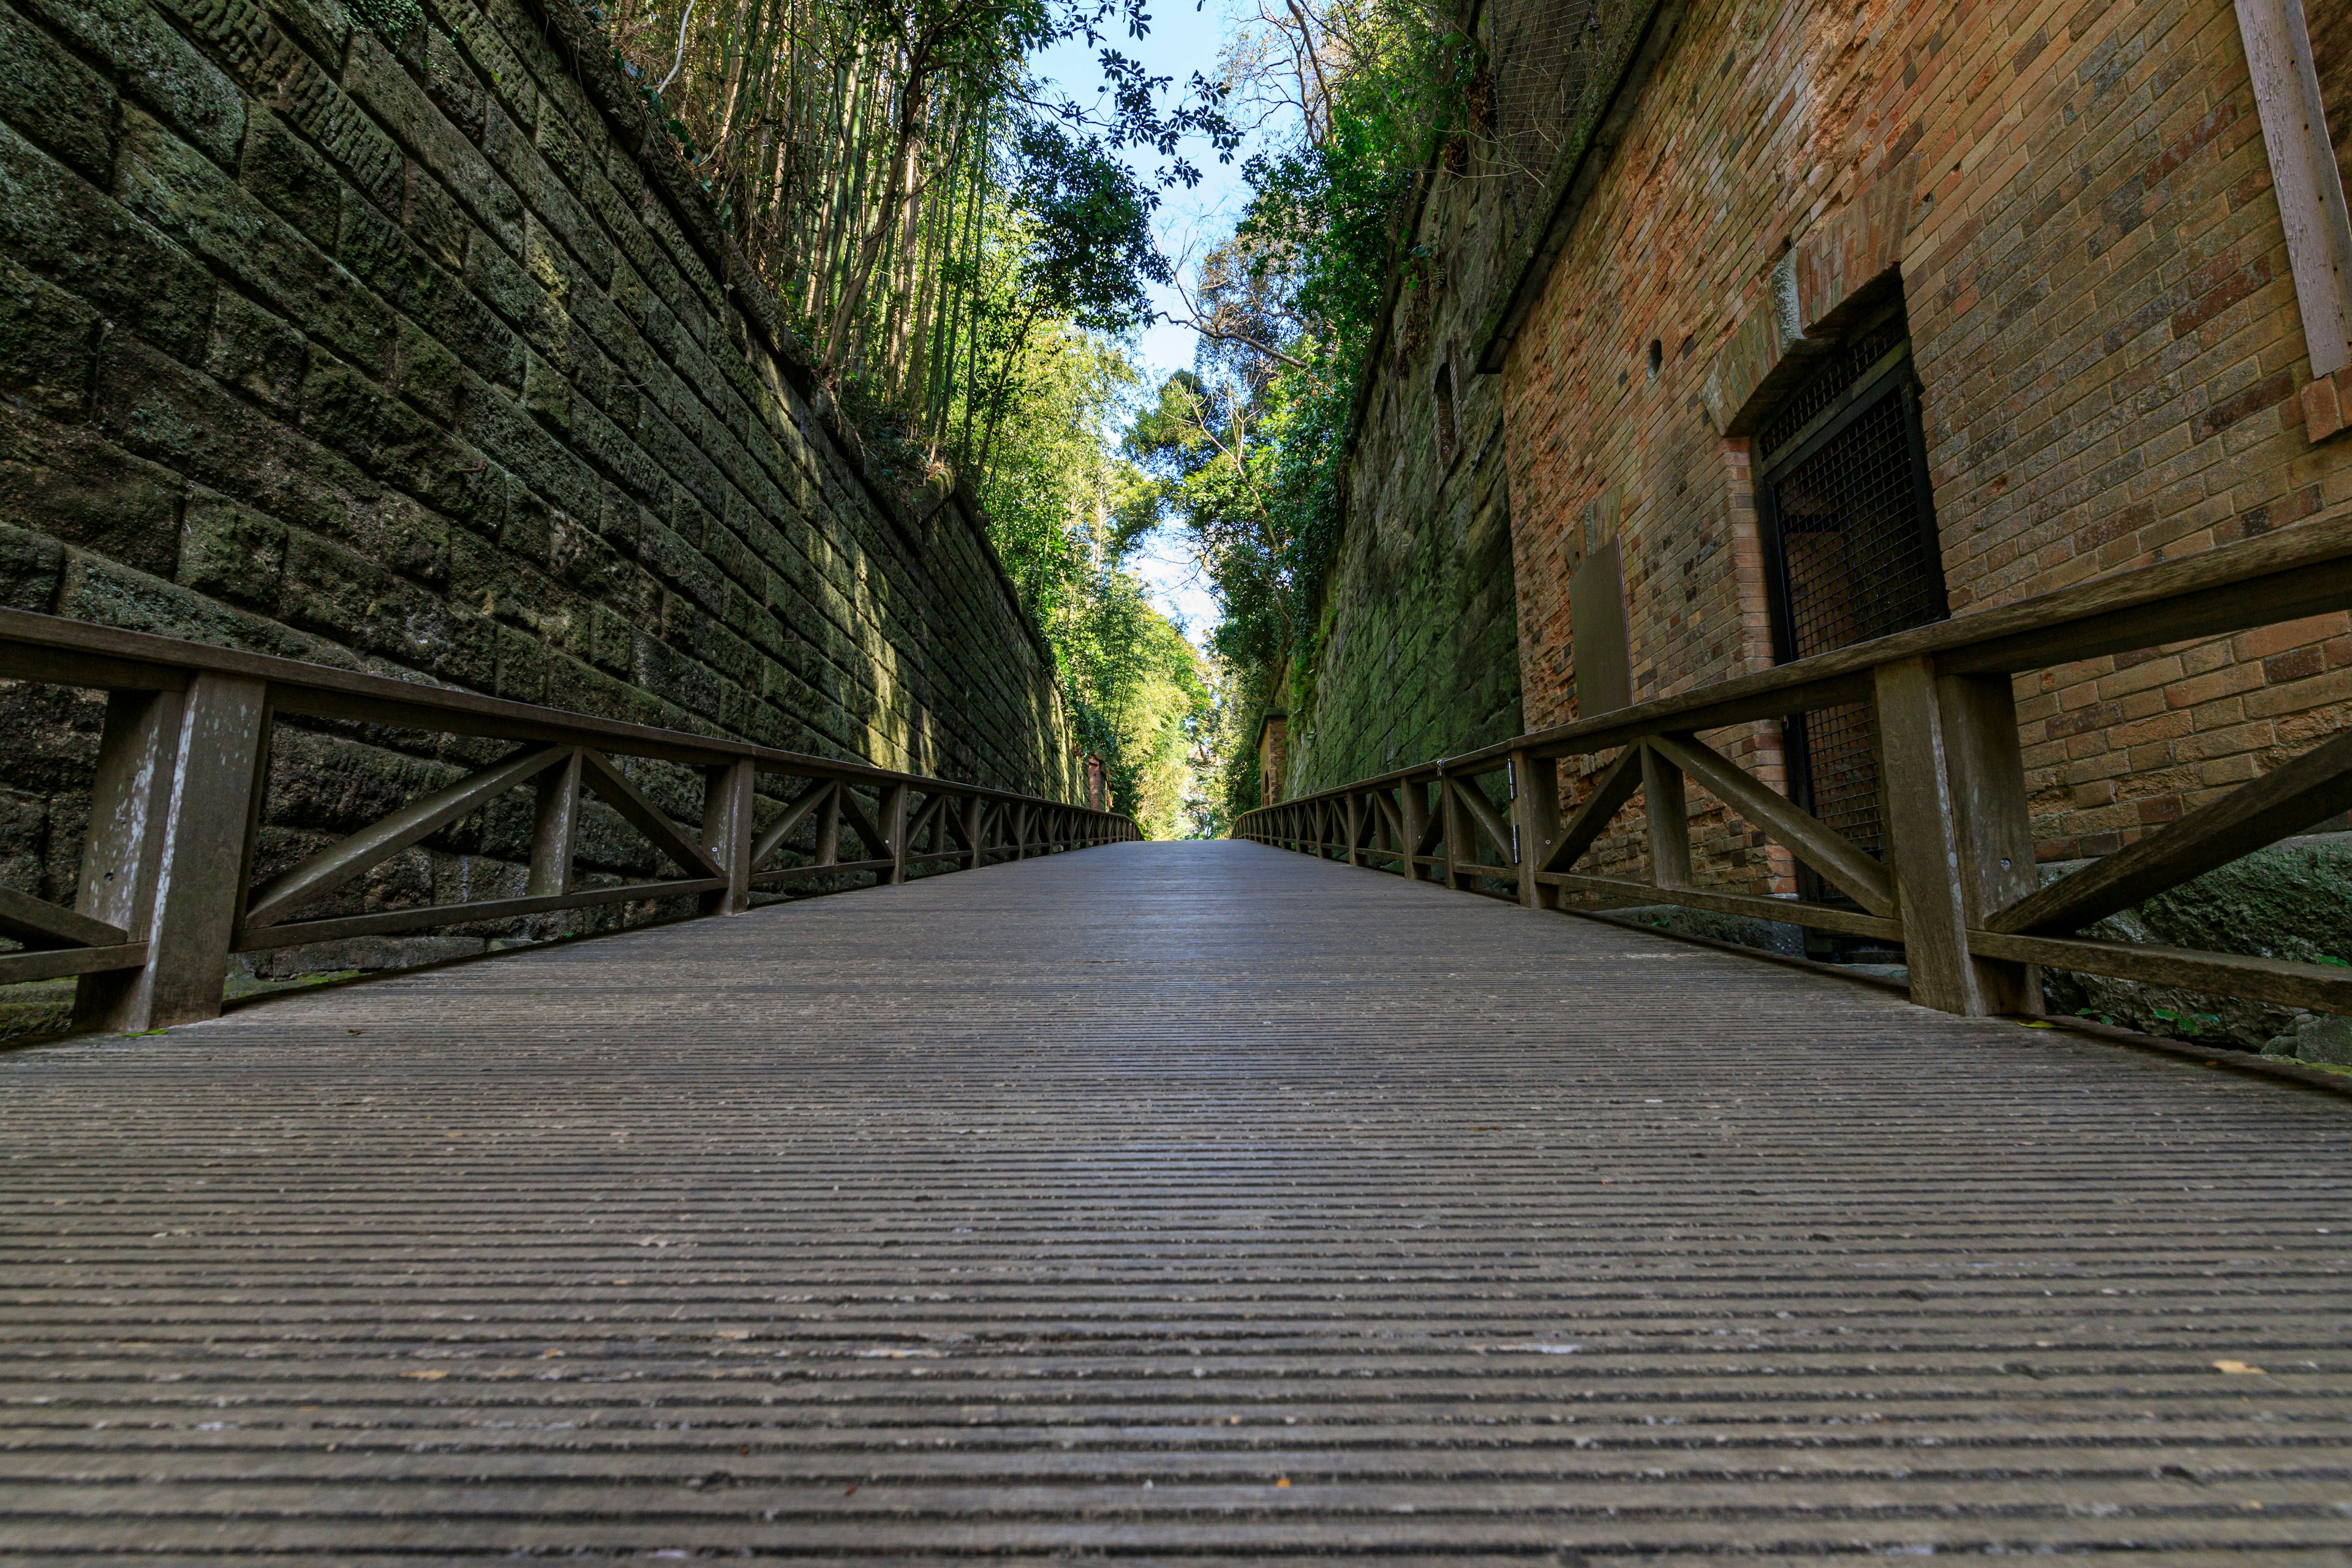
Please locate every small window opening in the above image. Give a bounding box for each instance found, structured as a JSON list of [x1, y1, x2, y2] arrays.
[[1433, 361, 1460, 466], [1646, 338, 1664, 379]]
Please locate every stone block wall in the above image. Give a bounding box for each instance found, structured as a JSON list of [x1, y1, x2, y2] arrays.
[[0, 0, 1077, 957], [1277, 9, 1529, 797], [1496, 0, 2352, 881]]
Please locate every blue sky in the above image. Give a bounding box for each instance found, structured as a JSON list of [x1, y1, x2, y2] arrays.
[[1032, 4, 1260, 645]]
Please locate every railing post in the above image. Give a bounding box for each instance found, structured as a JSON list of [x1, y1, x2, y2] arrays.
[[1510, 749, 1562, 911], [965, 795, 985, 870], [71, 689, 181, 1031], [1012, 804, 1028, 859], [698, 757, 756, 914], [878, 782, 910, 884], [1400, 778, 1430, 881], [1344, 793, 1365, 866], [78, 672, 268, 1032], [1641, 741, 1692, 888], [814, 782, 843, 869], [527, 748, 583, 899], [1442, 772, 1476, 890], [1875, 656, 2039, 1016], [1939, 668, 2043, 1014]]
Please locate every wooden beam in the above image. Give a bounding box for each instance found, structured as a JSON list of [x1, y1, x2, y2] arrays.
[[71, 688, 183, 1031], [0, 941, 148, 987], [1645, 733, 1895, 917], [1540, 872, 1902, 941], [578, 748, 727, 881], [113, 672, 270, 1030], [1970, 929, 2352, 1016], [527, 748, 583, 899], [1640, 745, 1691, 889], [751, 779, 835, 869], [237, 878, 729, 950], [699, 756, 758, 914], [1541, 745, 1645, 875], [1510, 750, 1562, 910], [0, 887, 129, 951], [246, 744, 576, 929], [1991, 726, 2352, 935]]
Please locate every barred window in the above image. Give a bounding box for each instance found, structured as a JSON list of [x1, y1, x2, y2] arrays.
[[1754, 298, 1948, 867]]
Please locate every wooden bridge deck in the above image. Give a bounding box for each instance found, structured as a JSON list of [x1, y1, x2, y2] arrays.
[[4, 839, 2351, 1561]]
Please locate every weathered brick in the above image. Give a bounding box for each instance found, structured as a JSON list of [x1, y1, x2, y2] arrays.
[[0, 0, 116, 181], [14, 0, 244, 167], [0, 119, 211, 360], [117, 109, 394, 374]]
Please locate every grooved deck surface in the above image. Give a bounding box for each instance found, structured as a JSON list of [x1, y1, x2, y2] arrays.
[[4, 840, 2352, 1562]]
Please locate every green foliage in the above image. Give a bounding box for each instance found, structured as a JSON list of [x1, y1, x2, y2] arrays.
[[350, 0, 424, 34], [586, 0, 1224, 824], [1123, 0, 1468, 823]]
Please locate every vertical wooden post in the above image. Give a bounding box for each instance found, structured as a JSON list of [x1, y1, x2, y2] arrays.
[[1344, 793, 1365, 866], [878, 782, 910, 884], [1510, 749, 1562, 911], [1641, 742, 1692, 888], [1442, 774, 1477, 891], [72, 688, 183, 1030], [1875, 656, 2039, 1016], [814, 783, 843, 867], [1400, 778, 1430, 881], [965, 794, 985, 870], [1939, 669, 2043, 1015], [527, 748, 582, 899], [698, 757, 756, 914], [1012, 803, 1028, 859], [83, 672, 268, 1031]]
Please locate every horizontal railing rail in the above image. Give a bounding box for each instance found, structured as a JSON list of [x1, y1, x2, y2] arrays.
[[1236, 510, 2352, 1022], [0, 609, 1133, 1031]]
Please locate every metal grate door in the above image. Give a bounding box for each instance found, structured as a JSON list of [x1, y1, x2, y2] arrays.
[[1754, 304, 1949, 865]]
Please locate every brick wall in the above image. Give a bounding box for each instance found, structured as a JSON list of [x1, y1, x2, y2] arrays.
[[1497, 0, 2352, 878], [0, 0, 1077, 954]]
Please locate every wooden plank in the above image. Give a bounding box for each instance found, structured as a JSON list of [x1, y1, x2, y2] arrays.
[[832, 790, 884, 865], [117, 672, 269, 1029], [0, 941, 148, 986], [879, 784, 910, 885], [1539, 872, 1903, 940], [1437, 510, 2352, 777], [1937, 673, 2041, 1014], [752, 780, 837, 869], [579, 749, 727, 880], [1451, 775, 1517, 864], [1991, 726, 2352, 936], [1541, 745, 1645, 875], [2234, 0, 2352, 377], [527, 750, 582, 899], [69, 689, 183, 1031], [1645, 733, 1896, 917], [1510, 752, 1562, 911], [246, 745, 575, 929], [1873, 656, 1982, 1014], [18, 836, 2352, 1556], [749, 858, 895, 888], [1640, 745, 1691, 889], [0, 887, 129, 951], [699, 758, 758, 915], [235, 879, 728, 951], [1970, 929, 2352, 1015]]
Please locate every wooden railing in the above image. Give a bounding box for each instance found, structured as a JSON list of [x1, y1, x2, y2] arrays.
[[0, 609, 1133, 1032], [1236, 513, 2352, 1022]]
